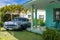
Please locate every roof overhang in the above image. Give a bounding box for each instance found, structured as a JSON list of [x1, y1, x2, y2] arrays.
[[23, 0, 60, 10]]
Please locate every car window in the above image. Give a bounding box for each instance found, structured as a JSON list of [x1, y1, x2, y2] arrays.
[[22, 18, 26, 21], [13, 18, 22, 21], [26, 19, 29, 21], [18, 18, 22, 21], [13, 18, 18, 21], [13, 18, 29, 21], [21, 18, 28, 21]]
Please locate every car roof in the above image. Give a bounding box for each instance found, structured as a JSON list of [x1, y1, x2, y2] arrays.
[[15, 17, 29, 19]]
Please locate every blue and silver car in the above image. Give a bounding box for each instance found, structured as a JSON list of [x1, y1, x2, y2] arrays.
[[4, 17, 31, 30]]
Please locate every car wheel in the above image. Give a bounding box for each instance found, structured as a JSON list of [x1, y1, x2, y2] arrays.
[[18, 25, 23, 31], [18, 27, 23, 31], [6, 29, 9, 30], [21, 25, 26, 30]]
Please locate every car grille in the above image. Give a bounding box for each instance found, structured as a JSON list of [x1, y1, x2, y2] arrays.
[[5, 25, 17, 28], [5, 25, 16, 26]]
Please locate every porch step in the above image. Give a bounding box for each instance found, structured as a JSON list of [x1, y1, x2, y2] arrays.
[[26, 26, 46, 34]]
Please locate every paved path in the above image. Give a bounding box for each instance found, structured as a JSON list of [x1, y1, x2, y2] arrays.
[[0, 31, 18, 40], [0, 28, 18, 40]]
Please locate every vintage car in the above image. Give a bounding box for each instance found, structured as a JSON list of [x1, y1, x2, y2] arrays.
[[4, 17, 31, 30]]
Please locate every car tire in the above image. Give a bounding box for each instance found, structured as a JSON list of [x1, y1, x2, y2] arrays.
[[6, 29, 9, 30], [21, 25, 27, 30], [18, 25, 23, 31]]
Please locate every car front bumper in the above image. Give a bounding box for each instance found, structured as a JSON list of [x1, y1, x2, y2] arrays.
[[4, 25, 20, 30]]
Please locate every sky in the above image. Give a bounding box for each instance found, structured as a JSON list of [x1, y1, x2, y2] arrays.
[[0, 0, 30, 7]]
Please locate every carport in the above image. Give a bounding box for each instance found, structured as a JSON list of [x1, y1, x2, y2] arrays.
[[23, 0, 60, 32]]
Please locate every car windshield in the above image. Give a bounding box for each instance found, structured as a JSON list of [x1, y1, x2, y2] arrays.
[[13, 18, 29, 21]]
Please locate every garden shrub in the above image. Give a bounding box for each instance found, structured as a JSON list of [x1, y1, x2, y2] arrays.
[[40, 20, 45, 26], [33, 19, 46, 26], [33, 19, 40, 26], [0, 21, 4, 27], [2, 14, 11, 22], [42, 28, 60, 40], [37, 19, 40, 25]]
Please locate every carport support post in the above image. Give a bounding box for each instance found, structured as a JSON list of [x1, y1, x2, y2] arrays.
[[31, 5, 34, 29], [35, 8, 37, 27]]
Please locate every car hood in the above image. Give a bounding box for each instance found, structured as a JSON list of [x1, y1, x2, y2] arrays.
[[4, 21, 26, 25], [4, 21, 24, 24], [4, 21, 21, 25]]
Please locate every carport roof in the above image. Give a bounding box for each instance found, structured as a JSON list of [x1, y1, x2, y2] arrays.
[[23, 0, 60, 9]]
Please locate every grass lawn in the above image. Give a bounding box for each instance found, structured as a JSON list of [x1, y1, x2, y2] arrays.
[[0, 28, 43, 40]]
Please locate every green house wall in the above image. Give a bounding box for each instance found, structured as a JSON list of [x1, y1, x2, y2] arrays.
[[46, 3, 60, 28]]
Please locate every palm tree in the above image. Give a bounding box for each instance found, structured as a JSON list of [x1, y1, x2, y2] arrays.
[[0, 4, 24, 20], [0, 4, 29, 20], [23, 9, 28, 14]]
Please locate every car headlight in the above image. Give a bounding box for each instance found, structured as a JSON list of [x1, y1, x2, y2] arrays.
[[15, 23, 17, 25], [4, 22, 7, 25]]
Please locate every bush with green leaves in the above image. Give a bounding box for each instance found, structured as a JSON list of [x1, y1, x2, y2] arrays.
[[0, 21, 3, 27], [33, 19, 46, 26], [33, 19, 40, 26], [2, 14, 11, 22], [40, 20, 45, 26], [42, 28, 60, 40]]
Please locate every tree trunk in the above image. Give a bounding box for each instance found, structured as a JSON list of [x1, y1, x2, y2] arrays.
[[11, 14, 12, 20]]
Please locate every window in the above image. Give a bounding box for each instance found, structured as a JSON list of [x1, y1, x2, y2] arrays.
[[54, 8, 60, 21], [39, 15, 44, 20], [28, 15, 31, 18]]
